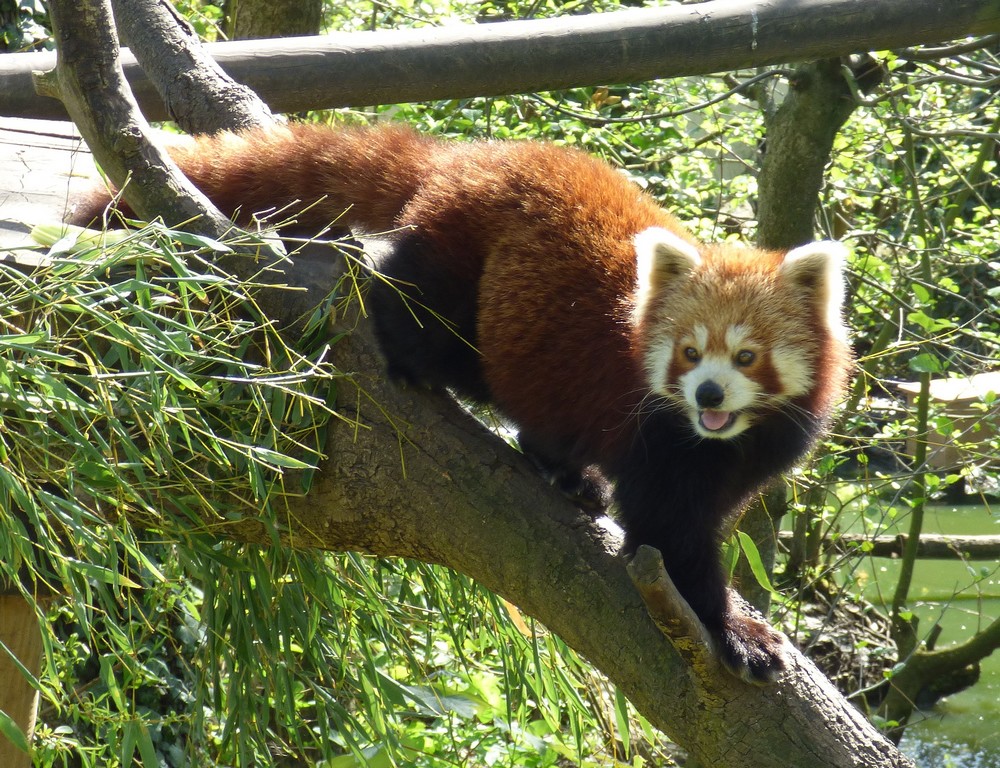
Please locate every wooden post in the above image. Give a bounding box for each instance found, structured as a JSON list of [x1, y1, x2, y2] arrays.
[[0, 595, 44, 768]]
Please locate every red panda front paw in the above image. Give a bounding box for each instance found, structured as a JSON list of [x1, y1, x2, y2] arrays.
[[714, 613, 787, 685], [522, 448, 611, 513], [557, 466, 612, 513]]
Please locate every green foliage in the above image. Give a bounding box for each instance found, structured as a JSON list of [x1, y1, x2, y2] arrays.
[[0, 222, 339, 766], [0, 0, 51, 51], [170, 0, 225, 40], [821, 50, 999, 509], [4, 222, 670, 767]]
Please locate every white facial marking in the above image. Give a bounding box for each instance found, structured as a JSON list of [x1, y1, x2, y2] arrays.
[[772, 345, 813, 398], [692, 324, 709, 351], [680, 356, 760, 413], [678, 353, 761, 438], [645, 338, 674, 395], [725, 324, 751, 351], [669, 322, 772, 438]]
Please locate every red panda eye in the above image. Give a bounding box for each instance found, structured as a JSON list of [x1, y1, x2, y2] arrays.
[[736, 350, 756, 366], [684, 347, 701, 362]]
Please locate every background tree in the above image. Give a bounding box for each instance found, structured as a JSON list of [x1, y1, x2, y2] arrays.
[[223, 0, 322, 41]]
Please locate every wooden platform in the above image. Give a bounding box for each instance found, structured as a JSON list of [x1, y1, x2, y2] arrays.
[[0, 116, 98, 261]]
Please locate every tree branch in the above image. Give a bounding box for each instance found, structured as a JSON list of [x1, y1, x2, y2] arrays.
[[286, 319, 916, 768], [110, 0, 274, 133], [627, 546, 717, 671], [880, 611, 1000, 738], [36, 0, 331, 333], [33, 0, 237, 234], [779, 531, 1000, 560]]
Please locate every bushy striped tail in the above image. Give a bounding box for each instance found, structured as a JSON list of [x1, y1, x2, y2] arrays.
[[70, 123, 439, 236]]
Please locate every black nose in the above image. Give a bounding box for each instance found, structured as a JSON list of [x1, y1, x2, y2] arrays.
[[695, 381, 725, 408]]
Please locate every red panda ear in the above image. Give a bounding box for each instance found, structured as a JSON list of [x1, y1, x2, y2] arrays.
[[780, 241, 850, 340], [633, 227, 701, 322]]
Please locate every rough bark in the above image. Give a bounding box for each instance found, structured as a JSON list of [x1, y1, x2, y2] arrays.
[[111, 0, 275, 133], [756, 59, 859, 249], [224, 0, 322, 40], [4, 0, 1000, 121]]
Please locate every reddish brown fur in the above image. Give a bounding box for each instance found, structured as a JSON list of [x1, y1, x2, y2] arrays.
[[72, 125, 441, 233], [72, 124, 702, 460], [467, 144, 687, 462], [71, 124, 848, 464], [72, 123, 852, 683]]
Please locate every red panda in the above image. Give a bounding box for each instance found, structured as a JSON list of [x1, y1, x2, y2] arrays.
[[71, 123, 852, 683]]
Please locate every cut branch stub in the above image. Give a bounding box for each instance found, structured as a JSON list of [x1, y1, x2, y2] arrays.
[[627, 545, 717, 671]]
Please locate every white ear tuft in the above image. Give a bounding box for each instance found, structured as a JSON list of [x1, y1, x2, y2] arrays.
[[633, 227, 701, 323], [781, 240, 850, 340]]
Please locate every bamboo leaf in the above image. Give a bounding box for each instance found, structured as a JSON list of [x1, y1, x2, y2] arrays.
[[0, 709, 30, 755], [736, 531, 776, 594]]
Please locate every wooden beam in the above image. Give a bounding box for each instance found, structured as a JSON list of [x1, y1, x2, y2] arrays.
[[0, 117, 97, 255], [0, 596, 45, 768], [1, 0, 999, 121]]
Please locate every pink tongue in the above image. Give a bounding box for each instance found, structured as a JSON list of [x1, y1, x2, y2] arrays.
[[701, 410, 732, 431]]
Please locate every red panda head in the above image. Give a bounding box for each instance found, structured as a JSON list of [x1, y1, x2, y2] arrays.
[[632, 227, 849, 439]]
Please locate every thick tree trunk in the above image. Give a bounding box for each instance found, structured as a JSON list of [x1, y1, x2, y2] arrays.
[[756, 59, 858, 249], [224, 0, 322, 40]]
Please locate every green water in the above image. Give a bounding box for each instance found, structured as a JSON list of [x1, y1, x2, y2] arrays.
[[897, 594, 1000, 768], [843, 502, 1000, 767]]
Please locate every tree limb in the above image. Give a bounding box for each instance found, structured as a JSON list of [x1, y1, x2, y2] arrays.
[[35, 0, 331, 333], [110, 0, 275, 133], [33, 0, 237, 234], [627, 546, 720, 672], [779, 531, 1000, 560], [880, 611, 1000, 739], [291, 319, 916, 768]]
